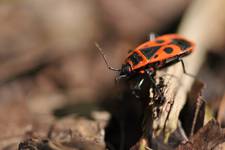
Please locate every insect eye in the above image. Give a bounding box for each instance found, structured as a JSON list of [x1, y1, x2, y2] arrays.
[[121, 64, 131, 75]]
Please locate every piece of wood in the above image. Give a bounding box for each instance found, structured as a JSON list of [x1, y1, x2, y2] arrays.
[[179, 80, 205, 137], [152, 0, 225, 141], [176, 120, 225, 150]]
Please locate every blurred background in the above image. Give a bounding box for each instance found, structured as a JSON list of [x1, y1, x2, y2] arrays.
[[0, 0, 224, 149]]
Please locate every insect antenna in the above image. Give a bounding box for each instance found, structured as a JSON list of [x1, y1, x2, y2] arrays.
[[95, 42, 121, 72]]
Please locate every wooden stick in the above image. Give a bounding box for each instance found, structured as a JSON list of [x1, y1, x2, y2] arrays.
[[152, 0, 225, 141]]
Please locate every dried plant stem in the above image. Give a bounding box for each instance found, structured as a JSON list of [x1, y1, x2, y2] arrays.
[[190, 95, 203, 137], [152, 0, 225, 141]]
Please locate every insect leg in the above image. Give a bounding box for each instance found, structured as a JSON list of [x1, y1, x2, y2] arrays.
[[115, 75, 127, 82], [131, 77, 145, 99], [180, 59, 196, 78]]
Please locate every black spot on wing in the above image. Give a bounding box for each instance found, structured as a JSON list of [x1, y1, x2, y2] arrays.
[[140, 46, 161, 59], [164, 47, 173, 54], [172, 39, 191, 51]]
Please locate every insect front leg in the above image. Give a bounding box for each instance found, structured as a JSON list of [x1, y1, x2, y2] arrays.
[[131, 77, 145, 99], [130, 72, 152, 99]]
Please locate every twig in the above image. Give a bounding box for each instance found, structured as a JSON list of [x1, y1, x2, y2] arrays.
[[190, 95, 203, 137], [152, 0, 225, 141]]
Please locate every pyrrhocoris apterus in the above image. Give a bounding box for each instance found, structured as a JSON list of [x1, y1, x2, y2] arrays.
[[96, 33, 195, 80]]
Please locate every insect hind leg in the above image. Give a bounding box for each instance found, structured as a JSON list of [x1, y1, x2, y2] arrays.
[[179, 59, 196, 79]]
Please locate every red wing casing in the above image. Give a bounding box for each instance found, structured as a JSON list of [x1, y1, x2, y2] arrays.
[[126, 34, 195, 71]]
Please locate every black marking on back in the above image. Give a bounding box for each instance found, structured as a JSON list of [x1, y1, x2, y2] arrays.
[[164, 47, 173, 54], [140, 46, 161, 59], [172, 39, 191, 51]]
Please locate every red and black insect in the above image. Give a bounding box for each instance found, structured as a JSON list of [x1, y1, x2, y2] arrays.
[[96, 33, 195, 82], [96, 34, 195, 147]]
